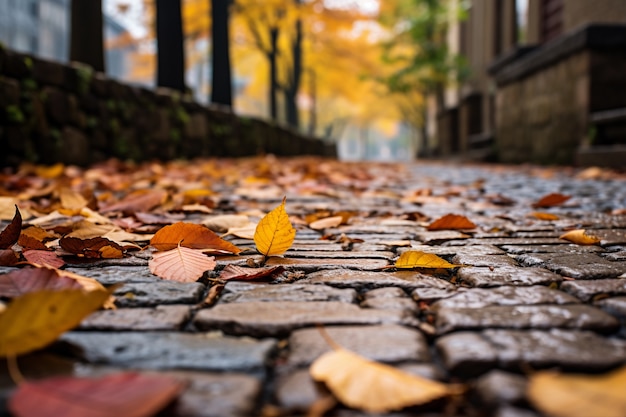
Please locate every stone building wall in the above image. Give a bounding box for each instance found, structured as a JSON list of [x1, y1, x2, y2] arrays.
[[0, 47, 335, 167]]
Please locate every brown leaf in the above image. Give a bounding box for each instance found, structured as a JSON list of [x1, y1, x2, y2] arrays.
[[100, 189, 168, 214], [219, 264, 285, 281], [0, 206, 22, 249], [532, 192, 571, 208], [151, 222, 241, 254], [0, 249, 20, 267], [0, 267, 82, 298], [59, 236, 124, 259], [9, 372, 185, 417], [23, 250, 66, 268], [58, 187, 89, 211], [18, 234, 49, 251], [149, 246, 216, 282], [427, 214, 476, 231]]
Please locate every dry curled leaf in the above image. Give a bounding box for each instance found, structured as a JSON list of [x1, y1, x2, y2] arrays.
[[254, 197, 296, 256], [0, 287, 112, 357], [426, 214, 476, 231], [0, 249, 20, 267], [0, 206, 22, 249], [0, 267, 82, 298], [9, 372, 185, 417], [395, 251, 461, 269], [559, 229, 601, 245], [59, 236, 124, 259], [150, 222, 241, 254], [100, 189, 168, 214], [532, 192, 571, 208], [527, 366, 626, 417], [310, 348, 450, 413], [149, 245, 216, 282], [219, 264, 285, 281]]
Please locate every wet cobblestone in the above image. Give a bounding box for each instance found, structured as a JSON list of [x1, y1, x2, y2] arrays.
[[1, 160, 625, 417]]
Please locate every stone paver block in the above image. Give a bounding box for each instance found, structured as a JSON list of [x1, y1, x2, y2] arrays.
[[65, 266, 159, 284], [303, 270, 455, 291], [495, 406, 541, 417], [474, 370, 527, 406], [435, 305, 619, 334], [560, 279, 626, 301], [412, 287, 458, 302], [193, 302, 418, 337], [113, 282, 205, 307], [265, 257, 389, 271], [605, 250, 626, 261], [500, 244, 603, 255], [432, 286, 580, 310], [516, 253, 626, 279], [452, 254, 518, 268], [219, 282, 357, 304], [59, 331, 276, 372], [436, 329, 626, 376], [414, 230, 471, 244], [163, 371, 262, 417], [593, 229, 626, 246], [361, 287, 418, 312], [80, 305, 190, 330], [450, 238, 565, 246], [595, 296, 626, 318], [458, 266, 563, 287], [286, 325, 430, 367]]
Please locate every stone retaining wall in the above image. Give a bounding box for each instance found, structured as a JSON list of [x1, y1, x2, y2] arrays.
[[492, 24, 626, 165], [0, 46, 336, 167]]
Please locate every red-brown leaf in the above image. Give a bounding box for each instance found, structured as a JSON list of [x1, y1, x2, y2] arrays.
[[0, 267, 81, 298], [59, 236, 124, 259], [23, 250, 66, 268], [220, 265, 285, 281], [8, 372, 185, 417], [150, 222, 241, 254], [427, 214, 476, 231], [532, 193, 571, 208], [0, 249, 19, 266], [0, 206, 22, 249]]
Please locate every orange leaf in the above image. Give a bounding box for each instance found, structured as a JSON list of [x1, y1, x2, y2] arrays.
[[532, 193, 571, 208], [254, 197, 296, 256], [559, 229, 601, 245], [219, 265, 285, 281], [149, 245, 216, 282], [150, 222, 242, 254], [395, 251, 461, 269], [0, 206, 22, 249], [9, 372, 185, 417], [427, 214, 476, 231], [531, 212, 560, 221]]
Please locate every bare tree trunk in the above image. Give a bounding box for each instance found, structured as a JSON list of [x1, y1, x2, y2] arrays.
[[269, 27, 279, 121], [211, 0, 233, 106], [156, 0, 186, 92], [69, 0, 105, 72], [285, 3, 302, 129]]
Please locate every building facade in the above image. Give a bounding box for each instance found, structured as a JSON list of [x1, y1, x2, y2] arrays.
[[434, 0, 626, 166]]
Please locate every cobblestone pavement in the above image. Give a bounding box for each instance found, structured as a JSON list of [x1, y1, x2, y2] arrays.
[[1, 160, 626, 416]]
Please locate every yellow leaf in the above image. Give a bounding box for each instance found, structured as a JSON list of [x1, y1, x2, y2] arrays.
[[149, 245, 216, 282], [254, 197, 296, 256], [559, 229, 601, 245], [0, 288, 111, 357], [395, 251, 461, 269], [310, 348, 450, 413], [527, 366, 626, 417]]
